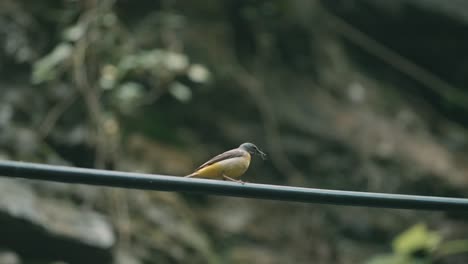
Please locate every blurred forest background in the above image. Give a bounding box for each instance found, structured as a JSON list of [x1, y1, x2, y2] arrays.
[[1, 0, 468, 263]]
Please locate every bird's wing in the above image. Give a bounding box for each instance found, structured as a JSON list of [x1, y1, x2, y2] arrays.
[[196, 149, 246, 171]]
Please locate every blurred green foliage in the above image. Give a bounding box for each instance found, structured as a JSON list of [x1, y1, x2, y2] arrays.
[[367, 224, 468, 264], [32, 43, 73, 84], [25, 0, 215, 160]]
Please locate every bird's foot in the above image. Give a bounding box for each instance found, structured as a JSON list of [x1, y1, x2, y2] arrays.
[[223, 175, 245, 185]]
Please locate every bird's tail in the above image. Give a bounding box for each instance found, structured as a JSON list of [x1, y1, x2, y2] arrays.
[[185, 172, 197, 178]]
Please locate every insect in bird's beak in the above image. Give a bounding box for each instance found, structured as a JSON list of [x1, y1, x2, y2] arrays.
[[257, 149, 267, 160]]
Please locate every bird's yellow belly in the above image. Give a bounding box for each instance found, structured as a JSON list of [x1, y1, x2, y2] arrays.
[[196, 157, 250, 179]]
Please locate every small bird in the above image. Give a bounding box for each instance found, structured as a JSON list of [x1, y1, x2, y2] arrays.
[[185, 142, 267, 183]]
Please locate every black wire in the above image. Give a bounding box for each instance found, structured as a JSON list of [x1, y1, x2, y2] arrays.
[[0, 160, 467, 210]]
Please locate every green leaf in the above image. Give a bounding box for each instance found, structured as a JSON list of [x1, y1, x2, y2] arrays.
[[168, 82, 192, 102], [32, 43, 73, 84], [392, 224, 441, 256]]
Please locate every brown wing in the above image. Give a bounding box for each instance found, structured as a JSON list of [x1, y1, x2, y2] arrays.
[[196, 149, 246, 171]]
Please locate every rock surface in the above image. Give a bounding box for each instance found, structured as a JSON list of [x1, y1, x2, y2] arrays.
[[0, 179, 115, 263]]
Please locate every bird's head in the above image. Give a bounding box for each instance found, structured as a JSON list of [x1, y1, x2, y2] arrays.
[[239, 143, 267, 160]]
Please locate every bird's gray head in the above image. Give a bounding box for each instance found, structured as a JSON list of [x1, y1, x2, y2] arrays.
[[239, 143, 267, 160]]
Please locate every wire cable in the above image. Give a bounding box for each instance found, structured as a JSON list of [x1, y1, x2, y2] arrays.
[[0, 160, 467, 210]]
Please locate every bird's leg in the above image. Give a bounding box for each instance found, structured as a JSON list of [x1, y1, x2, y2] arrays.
[[223, 174, 245, 184]]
